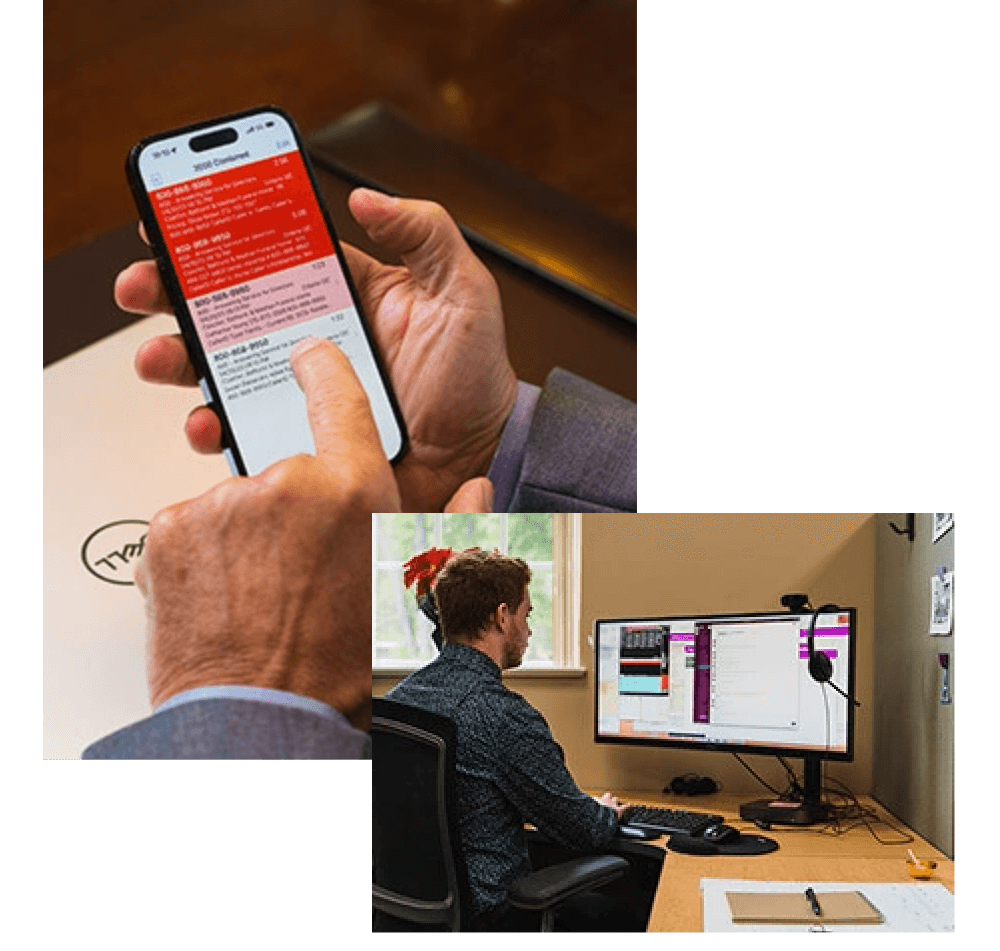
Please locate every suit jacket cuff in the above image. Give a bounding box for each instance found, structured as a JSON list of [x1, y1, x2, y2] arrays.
[[487, 380, 541, 512]]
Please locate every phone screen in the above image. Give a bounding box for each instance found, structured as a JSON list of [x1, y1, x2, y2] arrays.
[[131, 109, 404, 476]]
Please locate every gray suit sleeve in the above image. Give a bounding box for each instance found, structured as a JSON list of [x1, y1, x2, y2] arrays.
[[507, 368, 636, 512], [81, 698, 371, 759]]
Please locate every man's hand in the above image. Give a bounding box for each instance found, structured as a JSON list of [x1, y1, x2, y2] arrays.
[[115, 191, 519, 512], [595, 792, 629, 819], [133, 338, 487, 726]]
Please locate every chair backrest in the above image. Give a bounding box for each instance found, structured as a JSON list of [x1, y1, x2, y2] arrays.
[[372, 697, 475, 931]]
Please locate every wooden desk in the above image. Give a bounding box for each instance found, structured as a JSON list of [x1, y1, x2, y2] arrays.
[[610, 791, 954, 932]]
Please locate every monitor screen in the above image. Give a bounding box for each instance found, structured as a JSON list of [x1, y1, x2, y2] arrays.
[[594, 609, 856, 761]]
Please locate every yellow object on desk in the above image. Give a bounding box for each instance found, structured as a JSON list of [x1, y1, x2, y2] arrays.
[[906, 859, 938, 880]]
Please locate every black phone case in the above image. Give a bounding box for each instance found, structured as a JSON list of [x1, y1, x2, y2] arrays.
[[124, 105, 407, 475]]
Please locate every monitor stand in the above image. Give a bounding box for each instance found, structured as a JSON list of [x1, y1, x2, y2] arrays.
[[739, 753, 831, 827]]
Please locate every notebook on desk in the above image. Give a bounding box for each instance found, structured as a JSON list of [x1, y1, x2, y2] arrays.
[[702, 879, 954, 932], [727, 890, 883, 925], [44, 314, 229, 758]]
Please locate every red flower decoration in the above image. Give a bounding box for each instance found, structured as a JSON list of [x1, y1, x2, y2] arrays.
[[403, 547, 455, 597]]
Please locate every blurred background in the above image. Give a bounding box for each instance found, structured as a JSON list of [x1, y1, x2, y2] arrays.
[[44, 0, 636, 397], [45, 0, 635, 257]]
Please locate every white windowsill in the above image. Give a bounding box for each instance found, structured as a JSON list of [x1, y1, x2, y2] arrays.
[[374, 665, 587, 680]]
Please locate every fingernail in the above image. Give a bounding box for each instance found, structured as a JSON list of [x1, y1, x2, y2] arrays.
[[354, 187, 398, 206], [290, 336, 324, 361]]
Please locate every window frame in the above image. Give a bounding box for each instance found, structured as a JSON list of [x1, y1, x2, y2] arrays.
[[372, 513, 583, 678]]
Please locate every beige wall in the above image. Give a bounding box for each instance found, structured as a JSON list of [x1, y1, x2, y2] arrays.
[[377, 513, 877, 797]]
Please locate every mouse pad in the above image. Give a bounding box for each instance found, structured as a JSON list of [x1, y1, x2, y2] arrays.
[[668, 832, 779, 856]]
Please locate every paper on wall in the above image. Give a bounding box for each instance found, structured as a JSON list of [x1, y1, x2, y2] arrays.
[[930, 569, 954, 636]]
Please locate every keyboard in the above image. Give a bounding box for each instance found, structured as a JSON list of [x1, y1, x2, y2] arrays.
[[620, 804, 724, 836]]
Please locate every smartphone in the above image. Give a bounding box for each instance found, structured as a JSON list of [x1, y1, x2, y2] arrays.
[[126, 106, 406, 476]]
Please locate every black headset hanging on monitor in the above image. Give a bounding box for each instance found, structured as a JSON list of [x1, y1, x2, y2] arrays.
[[807, 602, 861, 707]]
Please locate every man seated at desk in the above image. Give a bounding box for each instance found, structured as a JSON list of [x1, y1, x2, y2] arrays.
[[385, 549, 660, 931]]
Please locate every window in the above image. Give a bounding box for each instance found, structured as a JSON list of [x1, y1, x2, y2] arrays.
[[373, 514, 581, 673]]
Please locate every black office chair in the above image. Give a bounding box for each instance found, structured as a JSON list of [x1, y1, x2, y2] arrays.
[[372, 697, 629, 931]]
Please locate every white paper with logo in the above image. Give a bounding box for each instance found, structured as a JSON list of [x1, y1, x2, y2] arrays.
[[44, 315, 228, 758]]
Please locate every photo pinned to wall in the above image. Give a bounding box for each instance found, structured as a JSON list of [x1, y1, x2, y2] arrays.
[[930, 568, 954, 636], [932, 513, 954, 543]]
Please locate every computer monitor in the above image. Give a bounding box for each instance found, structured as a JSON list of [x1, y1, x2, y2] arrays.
[[594, 608, 857, 824]]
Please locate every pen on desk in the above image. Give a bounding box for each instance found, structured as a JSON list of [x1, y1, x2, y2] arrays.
[[805, 887, 823, 917]]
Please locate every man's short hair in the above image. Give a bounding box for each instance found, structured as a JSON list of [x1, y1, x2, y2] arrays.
[[434, 549, 532, 641]]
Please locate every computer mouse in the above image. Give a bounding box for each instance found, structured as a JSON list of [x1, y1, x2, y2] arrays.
[[702, 823, 740, 844]]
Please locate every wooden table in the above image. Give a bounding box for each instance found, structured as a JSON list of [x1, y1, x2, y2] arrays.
[[609, 791, 953, 932]]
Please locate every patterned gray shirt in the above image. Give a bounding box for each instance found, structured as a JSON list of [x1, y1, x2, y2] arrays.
[[387, 641, 618, 915]]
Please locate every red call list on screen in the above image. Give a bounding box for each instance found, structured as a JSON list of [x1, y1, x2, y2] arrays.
[[149, 152, 334, 300]]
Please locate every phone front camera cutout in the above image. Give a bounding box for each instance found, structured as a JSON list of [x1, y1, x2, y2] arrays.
[[189, 127, 239, 152]]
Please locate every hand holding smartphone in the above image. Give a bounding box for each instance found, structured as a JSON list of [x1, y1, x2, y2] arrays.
[[126, 106, 406, 476]]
